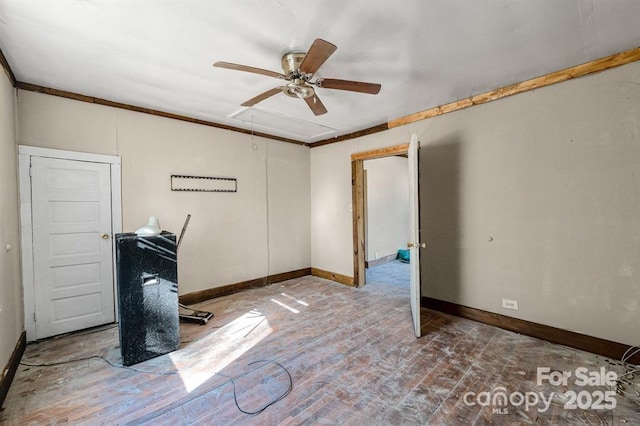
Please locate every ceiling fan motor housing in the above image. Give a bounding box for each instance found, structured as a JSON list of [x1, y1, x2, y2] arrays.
[[281, 52, 315, 98], [281, 52, 306, 77]]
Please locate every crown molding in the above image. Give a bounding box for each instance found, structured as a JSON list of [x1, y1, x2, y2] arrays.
[[10, 46, 640, 148], [15, 81, 307, 146], [310, 123, 389, 148], [0, 46, 17, 86], [389, 46, 640, 129]]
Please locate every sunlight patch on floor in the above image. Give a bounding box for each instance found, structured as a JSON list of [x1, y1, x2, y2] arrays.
[[280, 292, 309, 306], [169, 309, 273, 392], [271, 298, 300, 314]]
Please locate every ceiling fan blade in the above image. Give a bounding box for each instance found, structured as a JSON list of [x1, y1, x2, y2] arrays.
[[317, 78, 381, 94], [304, 93, 328, 116], [299, 39, 337, 76], [241, 87, 282, 106], [213, 61, 285, 79]]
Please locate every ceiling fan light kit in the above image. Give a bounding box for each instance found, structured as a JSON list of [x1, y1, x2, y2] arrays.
[[283, 82, 315, 99], [214, 38, 381, 116]]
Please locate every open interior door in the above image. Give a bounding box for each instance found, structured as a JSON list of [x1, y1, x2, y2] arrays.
[[408, 132, 422, 337]]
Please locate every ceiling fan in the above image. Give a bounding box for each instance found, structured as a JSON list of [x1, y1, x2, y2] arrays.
[[213, 39, 381, 116]]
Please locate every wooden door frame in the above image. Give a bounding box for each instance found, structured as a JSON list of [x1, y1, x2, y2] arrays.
[[18, 146, 122, 342], [351, 143, 409, 287]]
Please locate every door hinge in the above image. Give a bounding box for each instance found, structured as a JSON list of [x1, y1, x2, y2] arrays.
[[407, 242, 426, 248], [33, 312, 36, 322], [29, 164, 32, 177]]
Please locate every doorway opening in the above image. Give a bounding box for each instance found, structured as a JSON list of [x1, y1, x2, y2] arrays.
[[352, 137, 422, 337], [362, 155, 410, 291], [351, 143, 409, 287]]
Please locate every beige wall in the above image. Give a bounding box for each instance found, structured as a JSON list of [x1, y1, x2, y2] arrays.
[[364, 156, 409, 261], [310, 127, 411, 274], [310, 61, 640, 346], [10, 59, 640, 349], [0, 72, 22, 371], [17, 91, 310, 295]]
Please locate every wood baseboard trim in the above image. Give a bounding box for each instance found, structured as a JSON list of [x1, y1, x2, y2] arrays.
[[1, 331, 26, 408], [311, 268, 355, 287], [366, 253, 398, 268], [422, 297, 639, 364], [179, 268, 311, 305]]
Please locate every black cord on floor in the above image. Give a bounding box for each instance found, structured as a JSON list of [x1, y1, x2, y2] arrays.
[[19, 355, 293, 414], [219, 359, 293, 415]]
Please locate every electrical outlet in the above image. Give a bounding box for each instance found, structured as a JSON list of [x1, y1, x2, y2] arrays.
[[502, 299, 519, 310]]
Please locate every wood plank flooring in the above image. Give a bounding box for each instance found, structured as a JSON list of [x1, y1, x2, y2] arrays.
[[2, 263, 639, 424]]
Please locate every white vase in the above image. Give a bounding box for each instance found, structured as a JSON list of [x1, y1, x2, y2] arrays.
[[135, 216, 162, 236]]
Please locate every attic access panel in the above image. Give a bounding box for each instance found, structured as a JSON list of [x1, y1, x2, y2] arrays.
[[229, 107, 337, 140]]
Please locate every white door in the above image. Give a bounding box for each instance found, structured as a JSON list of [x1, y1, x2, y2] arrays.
[[31, 156, 115, 339], [408, 133, 422, 337]]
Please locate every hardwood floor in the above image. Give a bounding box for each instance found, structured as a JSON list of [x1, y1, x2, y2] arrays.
[[2, 266, 639, 424]]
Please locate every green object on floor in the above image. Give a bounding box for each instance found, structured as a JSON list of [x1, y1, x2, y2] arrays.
[[397, 249, 410, 263]]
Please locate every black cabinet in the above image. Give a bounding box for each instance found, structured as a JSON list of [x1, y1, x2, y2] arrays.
[[115, 232, 179, 366]]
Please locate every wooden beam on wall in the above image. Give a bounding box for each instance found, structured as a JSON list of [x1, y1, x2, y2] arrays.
[[351, 159, 365, 288], [351, 143, 410, 161], [389, 46, 640, 129]]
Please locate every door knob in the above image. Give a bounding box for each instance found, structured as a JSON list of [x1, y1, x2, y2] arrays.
[[101, 233, 109, 240], [407, 242, 426, 248]]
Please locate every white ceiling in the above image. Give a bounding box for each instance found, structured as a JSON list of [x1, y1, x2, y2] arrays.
[[1, 1, 640, 144]]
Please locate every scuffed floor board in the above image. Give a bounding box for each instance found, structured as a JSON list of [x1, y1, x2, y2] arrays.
[[2, 273, 639, 424]]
